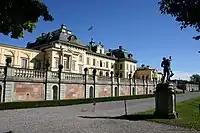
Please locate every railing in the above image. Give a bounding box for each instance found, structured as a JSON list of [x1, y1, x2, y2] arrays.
[[88, 75, 93, 81], [51, 71, 59, 79], [97, 76, 111, 81], [14, 68, 45, 78], [120, 78, 130, 83], [0, 66, 4, 77], [62, 72, 84, 82]]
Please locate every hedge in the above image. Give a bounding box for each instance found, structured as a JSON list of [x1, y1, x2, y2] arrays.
[[0, 94, 155, 110], [0, 91, 184, 110]]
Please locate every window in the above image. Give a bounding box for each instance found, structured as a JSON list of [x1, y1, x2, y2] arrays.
[[106, 72, 109, 76], [126, 64, 129, 70], [87, 57, 90, 65], [130, 65, 132, 71], [100, 49, 102, 54], [106, 62, 109, 68], [35, 61, 41, 69], [93, 59, 95, 66], [64, 59, 70, 70], [127, 72, 129, 78], [111, 63, 114, 68], [79, 65, 82, 73], [21, 58, 28, 68], [120, 64, 123, 69], [54, 57, 59, 68], [79, 54, 83, 62], [100, 60, 102, 67], [72, 60, 76, 71], [115, 64, 118, 69], [99, 71, 103, 76], [5, 56, 12, 66], [120, 73, 123, 78], [133, 65, 135, 71]]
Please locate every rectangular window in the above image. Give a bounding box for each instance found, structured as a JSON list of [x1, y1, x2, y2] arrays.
[[127, 72, 129, 78], [111, 63, 114, 68], [133, 65, 135, 71], [120, 73, 123, 78], [72, 60, 76, 71], [93, 59, 96, 66], [100, 49, 102, 54], [87, 57, 90, 65], [21, 58, 28, 68], [120, 64, 123, 69], [127, 64, 129, 70], [100, 60, 102, 67], [35, 61, 41, 69], [130, 65, 132, 71], [79, 65, 82, 73], [79, 54, 83, 62], [64, 59, 69, 69], [5, 56, 12, 66], [54, 57, 59, 68], [115, 64, 118, 69], [106, 62, 109, 68]]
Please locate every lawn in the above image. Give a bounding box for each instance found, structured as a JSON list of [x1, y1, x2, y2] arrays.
[[137, 97, 200, 131]]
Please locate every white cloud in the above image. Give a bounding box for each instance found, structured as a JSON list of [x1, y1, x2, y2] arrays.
[[171, 71, 200, 80]]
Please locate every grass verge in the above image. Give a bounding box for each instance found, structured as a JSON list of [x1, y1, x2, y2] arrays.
[[0, 94, 156, 110], [136, 97, 200, 131]]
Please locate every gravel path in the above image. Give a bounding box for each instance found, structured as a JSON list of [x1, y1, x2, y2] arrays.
[[0, 92, 200, 133]]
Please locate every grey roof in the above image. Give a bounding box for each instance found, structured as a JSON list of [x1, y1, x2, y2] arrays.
[[26, 24, 84, 49]]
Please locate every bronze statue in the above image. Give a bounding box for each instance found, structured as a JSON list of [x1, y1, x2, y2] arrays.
[[161, 56, 174, 83]]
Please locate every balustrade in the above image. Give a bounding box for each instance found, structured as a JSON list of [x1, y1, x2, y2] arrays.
[[0, 66, 4, 77], [14, 68, 45, 79], [62, 72, 84, 82]]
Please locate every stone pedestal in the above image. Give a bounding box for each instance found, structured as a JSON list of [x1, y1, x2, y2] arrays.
[[154, 83, 178, 119]]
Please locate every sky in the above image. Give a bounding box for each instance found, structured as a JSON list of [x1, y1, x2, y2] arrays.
[[0, 0, 200, 80]]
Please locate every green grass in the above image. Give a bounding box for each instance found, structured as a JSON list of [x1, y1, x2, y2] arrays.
[[0, 94, 156, 110], [137, 97, 200, 131]]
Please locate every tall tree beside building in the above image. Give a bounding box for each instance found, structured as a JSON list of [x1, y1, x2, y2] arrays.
[[159, 0, 200, 40], [0, 0, 53, 39], [190, 74, 200, 83]]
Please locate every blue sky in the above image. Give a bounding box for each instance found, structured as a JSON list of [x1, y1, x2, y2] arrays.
[[0, 0, 199, 79]]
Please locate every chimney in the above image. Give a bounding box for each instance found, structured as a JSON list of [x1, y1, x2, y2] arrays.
[[119, 46, 123, 50], [61, 24, 67, 29]]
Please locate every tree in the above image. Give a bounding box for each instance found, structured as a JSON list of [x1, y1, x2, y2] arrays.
[[0, 0, 53, 39], [190, 74, 200, 83], [159, 0, 200, 40]]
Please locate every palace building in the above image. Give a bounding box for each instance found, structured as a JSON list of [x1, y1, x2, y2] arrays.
[[0, 24, 137, 78]]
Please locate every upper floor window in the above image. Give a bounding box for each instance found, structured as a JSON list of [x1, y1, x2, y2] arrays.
[[35, 61, 41, 69], [79, 54, 83, 62], [100, 49, 102, 54], [130, 64, 132, 71], [64, 58, 70, 69], [100, 60, 102, 67], [72, 60, 76, 71], [93, 59, 96, 66], [54, 57, 59, 68], [111, 63, 114, 69], [5, 56, 12, 67], [79, 65, 82, 73], [127, 64, 129, 70], [115, 64, 118, 69], [120, 64, 123, 69], [120, 73, 123, 78], [87, 57, 90, 65], [106, 62, 109, 68], [21, 57, 28, 69]]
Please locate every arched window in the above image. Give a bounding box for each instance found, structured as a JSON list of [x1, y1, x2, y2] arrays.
[[52, 85, 58, 100], [115, 87, 119, 96], [89, 86, 94, 98], [106, 72, 109, 77]]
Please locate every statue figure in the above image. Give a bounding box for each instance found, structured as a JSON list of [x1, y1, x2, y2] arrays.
[[161, 56, 174, 83]]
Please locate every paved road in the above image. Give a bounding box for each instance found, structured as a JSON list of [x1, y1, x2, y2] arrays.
[[0, 92, 200, 133]]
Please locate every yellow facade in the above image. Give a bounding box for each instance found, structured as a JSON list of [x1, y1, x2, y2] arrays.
[[135, 67, 162, 81], [0, 44, 40, 69]]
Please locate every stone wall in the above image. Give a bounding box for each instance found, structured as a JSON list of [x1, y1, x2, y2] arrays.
[[0, 66, 198, 102], [14, 82, 44, 101]]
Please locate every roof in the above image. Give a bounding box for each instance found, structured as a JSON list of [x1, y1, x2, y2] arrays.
[[26, 24, 85, 49]]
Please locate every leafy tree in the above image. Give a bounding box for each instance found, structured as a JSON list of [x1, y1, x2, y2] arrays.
[[159, 0, 200, 40], [190, 74, 200, 83], [0, 0, 53, 39]]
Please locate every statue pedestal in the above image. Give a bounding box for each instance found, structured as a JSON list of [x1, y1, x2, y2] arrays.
[[154, 83, 178, 119]]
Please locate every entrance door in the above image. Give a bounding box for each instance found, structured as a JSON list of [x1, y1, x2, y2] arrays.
[[132, 87, 135, 95], [52, 85, 58, 100]]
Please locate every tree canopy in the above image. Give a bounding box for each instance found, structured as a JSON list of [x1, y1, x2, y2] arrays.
[[0, 0, 53, 39], [159, 0, 200, 40], [190, 74, 200, 83]]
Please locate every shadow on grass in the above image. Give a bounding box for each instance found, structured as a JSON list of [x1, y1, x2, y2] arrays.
[[79, 114, 166, 121]]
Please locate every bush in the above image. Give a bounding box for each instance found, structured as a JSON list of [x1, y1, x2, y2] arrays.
[[0, 94, 155, 110]]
